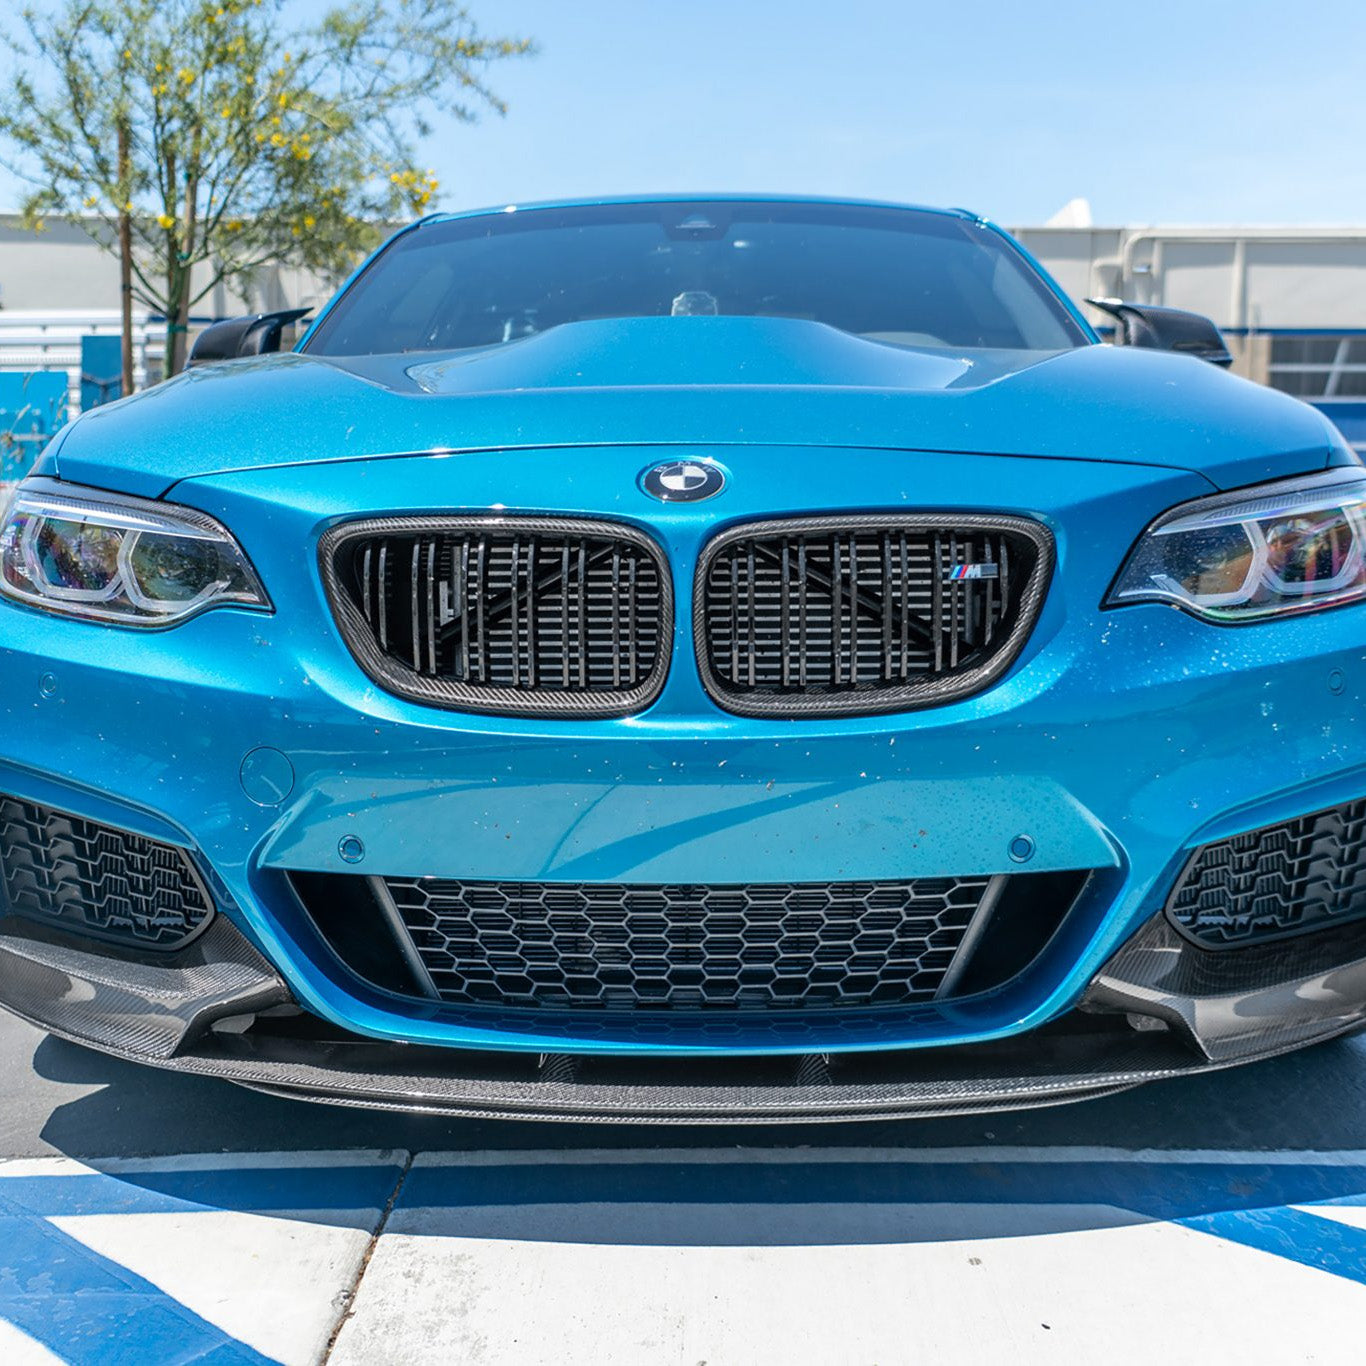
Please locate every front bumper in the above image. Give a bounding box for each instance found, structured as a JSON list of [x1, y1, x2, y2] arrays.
[[2, 443, 1365, 1114], [3, 909, 1365, 1122]]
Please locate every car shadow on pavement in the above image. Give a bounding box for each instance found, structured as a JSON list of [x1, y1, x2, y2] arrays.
[[16, 1033, 1366, 1289], [10, 1032, 1366, 1366], [27, 1031, 1366, 1160], [9, 1027, 1366, 1366]]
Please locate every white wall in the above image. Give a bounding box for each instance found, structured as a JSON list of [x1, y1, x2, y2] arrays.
[[1012, 225, 1366, 333], [0, 215, 342, 316]]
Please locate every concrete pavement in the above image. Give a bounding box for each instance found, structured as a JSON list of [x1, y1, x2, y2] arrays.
[[3, 1009, 1366, 1363]]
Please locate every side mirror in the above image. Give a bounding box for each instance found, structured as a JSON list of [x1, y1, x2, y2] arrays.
[[187, 308, 312, 368], [1086, 298, 1233, 368]]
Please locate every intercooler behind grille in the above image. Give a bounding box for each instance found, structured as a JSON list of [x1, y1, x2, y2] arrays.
[[695, 515, 1052, 716], [1168, 798, 1366, 948], [0, 795, 213, 950], [321, 516, 671, 717]]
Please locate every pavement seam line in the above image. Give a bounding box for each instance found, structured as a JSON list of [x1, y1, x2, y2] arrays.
[[321, 1148, 414, 1365]]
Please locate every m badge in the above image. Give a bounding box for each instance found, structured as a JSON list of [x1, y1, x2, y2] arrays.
[[944, 563, 1001, 581]]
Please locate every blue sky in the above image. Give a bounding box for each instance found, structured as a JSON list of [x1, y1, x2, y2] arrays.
[[434, 0, 1366, 224], [5, 0, 1364, 224]]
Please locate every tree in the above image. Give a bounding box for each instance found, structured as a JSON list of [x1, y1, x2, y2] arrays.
[[0, 0, 534, 379]]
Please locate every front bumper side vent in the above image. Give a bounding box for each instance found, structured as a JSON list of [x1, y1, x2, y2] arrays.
[[1167, 797, 1366, 949], [0, 795, 214, 951]]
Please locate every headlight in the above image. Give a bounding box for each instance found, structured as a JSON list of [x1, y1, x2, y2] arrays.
[[0, 479, 270, 626], [1106, 469, 1366, 623]]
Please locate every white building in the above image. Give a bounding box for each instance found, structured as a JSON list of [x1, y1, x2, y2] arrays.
[[0, 215, 338, 318], [1014, 217, 1366, 397]]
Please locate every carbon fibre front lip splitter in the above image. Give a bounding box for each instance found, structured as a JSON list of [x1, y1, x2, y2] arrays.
[[1, 911, 1365, 1124]]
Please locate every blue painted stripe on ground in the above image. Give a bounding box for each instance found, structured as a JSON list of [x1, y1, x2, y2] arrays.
[[3, 1159, 1365, 1227], [0, 1211, 279, 1366], [5, 1150, 1366, 1365], [397, 1159, 1366, 1223], [0, 1162, 404, 1225], [1179, 1206, 1366, 1286], [0, 1162, 403, 1365]]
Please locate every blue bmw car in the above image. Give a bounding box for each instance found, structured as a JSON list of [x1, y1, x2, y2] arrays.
[[1, 195, 1363, 1122]]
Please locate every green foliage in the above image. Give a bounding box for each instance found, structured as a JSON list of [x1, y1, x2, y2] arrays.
[[0, 0, 534, 372]]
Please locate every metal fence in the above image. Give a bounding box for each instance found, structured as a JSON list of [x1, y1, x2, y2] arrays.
[[0, 310, 166, 416]]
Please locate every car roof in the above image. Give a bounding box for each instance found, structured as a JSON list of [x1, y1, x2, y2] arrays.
[[415, 193, 985, 228]]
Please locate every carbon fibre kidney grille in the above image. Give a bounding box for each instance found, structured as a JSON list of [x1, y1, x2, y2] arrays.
[[696, 516, 1051, 717], [0, 795, 213, 950], [1168, 798, 1366, 948], [383, 876, 994, 1011], [322, 517, 670, 717]]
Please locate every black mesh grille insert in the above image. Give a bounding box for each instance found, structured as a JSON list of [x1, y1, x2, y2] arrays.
[[385, 876, 994, 1011], [1167, 798, 1366, 949], [321, 516, 671, 717], [0, 795, 213, 950], [695, 515, 1052, 716]]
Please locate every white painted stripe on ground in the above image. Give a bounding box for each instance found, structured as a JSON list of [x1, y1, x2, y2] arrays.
[[0, 1149, 409, 1179], [0, 1317, 64, 1366], [1294, 1203, 1366, 1230], [6, 1146, 1356, 1178], [410, 1145, 1366, 1168]]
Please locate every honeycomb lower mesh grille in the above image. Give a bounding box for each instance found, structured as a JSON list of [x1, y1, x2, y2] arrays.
[[1167, 798, 1366, 948], [321, 516, 670, 717], [695, 515, 1052, 717], [0, 795, 213, 951], [384, 876, 994, 1011]]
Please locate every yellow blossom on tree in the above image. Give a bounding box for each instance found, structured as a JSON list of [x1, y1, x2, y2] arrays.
[[0, 0, 534, 378]]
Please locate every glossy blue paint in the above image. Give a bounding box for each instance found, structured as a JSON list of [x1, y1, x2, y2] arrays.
[[2, 196, 1365, 1061], [53, 319, 1347, 498]]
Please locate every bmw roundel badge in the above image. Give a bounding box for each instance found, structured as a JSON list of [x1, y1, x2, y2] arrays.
[[641, 459, 727, 503]]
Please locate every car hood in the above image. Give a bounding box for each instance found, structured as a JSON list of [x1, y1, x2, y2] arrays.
[[50, 315, 1346, 497]]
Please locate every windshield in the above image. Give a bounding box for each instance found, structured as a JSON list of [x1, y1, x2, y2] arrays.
[[304, 200, 1089, 357]]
